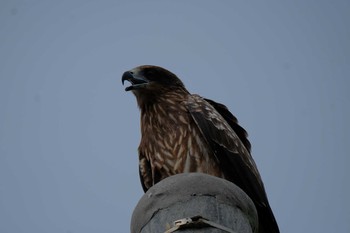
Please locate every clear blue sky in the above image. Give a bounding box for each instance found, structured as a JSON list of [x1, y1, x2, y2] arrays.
[[1, 1, 349, 232]]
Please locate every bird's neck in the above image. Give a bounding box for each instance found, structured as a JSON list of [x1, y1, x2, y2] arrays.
[[137, 89, 188, 113], [139, 90, 189, 134]]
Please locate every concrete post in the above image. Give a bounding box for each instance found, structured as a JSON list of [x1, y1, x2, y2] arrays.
[[131, 173, 258, 233]]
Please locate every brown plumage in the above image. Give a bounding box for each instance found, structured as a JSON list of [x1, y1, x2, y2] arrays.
[[122, 65, 279, 233]]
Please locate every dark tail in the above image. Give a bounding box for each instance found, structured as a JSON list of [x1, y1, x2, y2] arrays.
[[257, 204, 280, 233]]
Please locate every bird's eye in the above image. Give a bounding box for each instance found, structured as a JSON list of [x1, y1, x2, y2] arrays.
[[143, 69, 157, 81], [145, 70, 154, 76]]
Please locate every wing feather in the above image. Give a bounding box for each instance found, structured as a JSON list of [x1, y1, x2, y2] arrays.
[[204, 98, 251, 153], [185, 94, 279, 233]]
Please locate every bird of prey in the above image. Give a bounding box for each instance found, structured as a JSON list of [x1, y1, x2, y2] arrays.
[[122, 65, 279, 233]]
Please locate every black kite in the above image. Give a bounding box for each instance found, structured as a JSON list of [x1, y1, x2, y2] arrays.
[[122, 65, 279, 233]]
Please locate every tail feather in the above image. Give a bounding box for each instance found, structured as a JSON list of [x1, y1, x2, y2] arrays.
[[257, 204, 280, 233]]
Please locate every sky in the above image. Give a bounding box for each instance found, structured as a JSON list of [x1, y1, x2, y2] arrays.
[[0, 1, 349, 232]]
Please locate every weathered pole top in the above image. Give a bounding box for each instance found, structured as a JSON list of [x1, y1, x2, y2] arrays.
[[131, 173, 258, 233]]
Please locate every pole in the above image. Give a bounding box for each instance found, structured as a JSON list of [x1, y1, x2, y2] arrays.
[[131, 173, 258, 233]]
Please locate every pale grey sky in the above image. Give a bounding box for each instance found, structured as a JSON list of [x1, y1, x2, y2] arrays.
[[1, 1, 349, 232]]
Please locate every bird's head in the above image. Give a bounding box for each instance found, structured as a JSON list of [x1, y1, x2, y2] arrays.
[[122, 65, 188, 106]]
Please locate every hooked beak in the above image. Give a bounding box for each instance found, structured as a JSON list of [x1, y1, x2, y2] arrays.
[[122, 71, 149, 91]]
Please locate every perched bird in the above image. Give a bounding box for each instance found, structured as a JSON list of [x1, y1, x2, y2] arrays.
[[122, 65, 279, 233]]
